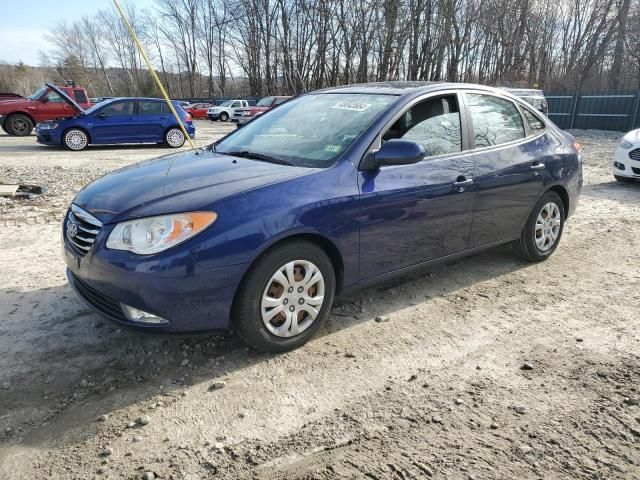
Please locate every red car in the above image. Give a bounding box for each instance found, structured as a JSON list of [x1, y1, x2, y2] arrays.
[[0, 83, 91, 136], [185, 103, 212, 119], [231, 96, 291, 127]]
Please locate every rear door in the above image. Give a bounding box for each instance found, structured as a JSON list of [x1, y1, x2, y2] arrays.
[[89, 100, 136, 143], [358, 92, 477, 279], [133, 100, 166, 142], [464, 92, 545, 247]]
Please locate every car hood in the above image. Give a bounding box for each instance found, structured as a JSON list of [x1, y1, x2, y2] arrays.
[[622, 128, 640, 143], [73, 149, 312, 224]]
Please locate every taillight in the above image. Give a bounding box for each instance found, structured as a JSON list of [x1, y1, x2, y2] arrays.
[[573, 141, 582, 154], [185, 113, 192, 122]]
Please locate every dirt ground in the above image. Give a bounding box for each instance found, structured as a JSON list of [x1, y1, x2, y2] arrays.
[[0, 122, 639, 480]]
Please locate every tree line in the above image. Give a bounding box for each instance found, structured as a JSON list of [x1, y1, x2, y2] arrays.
[[2, 0, 640, 98]]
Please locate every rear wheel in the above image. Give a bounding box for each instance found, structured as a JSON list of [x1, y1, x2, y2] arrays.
[[513, 191, 564, 262], [233, 240, 336, 352], [5, 114, 33, 136], [164, 127, 185, 148], [614, 174, 636, 183], [63, 128, 89, 151], [220, 112, 229, 122]]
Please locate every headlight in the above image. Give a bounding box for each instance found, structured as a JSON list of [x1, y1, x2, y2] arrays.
[[106, 212, 217, 255], [39, 123, 59, 130], [620, 139, 634, 149]]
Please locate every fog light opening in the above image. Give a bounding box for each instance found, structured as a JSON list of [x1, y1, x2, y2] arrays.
[[121, 304, 169, 324], [613, 161, 625, 171]]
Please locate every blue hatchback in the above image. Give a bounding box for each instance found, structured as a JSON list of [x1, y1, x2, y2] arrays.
[[36, 86, 195, 151], [63, 82, 582, 352]]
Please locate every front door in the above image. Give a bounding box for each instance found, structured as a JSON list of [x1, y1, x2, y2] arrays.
[[34, 89, 75, 123], [90, 100, 136, 143], [358, 93, 477, 279], [463, 93, 545, 247]]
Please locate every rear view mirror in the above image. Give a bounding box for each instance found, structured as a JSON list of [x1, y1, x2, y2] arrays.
[[361, 139, 426, 170]]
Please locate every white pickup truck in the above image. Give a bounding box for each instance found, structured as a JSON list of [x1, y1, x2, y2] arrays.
[[207, 100, 249, 122]]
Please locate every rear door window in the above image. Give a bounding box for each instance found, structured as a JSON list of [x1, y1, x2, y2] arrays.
[[466, 94, 525, 148], [139, 100, 163, 115]]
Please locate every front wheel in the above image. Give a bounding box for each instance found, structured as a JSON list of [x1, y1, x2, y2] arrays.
[[5, 114, 33, 136], [164, 127, 185, 148], [63, 128, 89, 151], [233, 240, 336, 352], [513, 190, 565, 262], [219, 112, 229, 122]]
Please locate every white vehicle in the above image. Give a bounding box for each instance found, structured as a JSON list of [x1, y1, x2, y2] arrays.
[[613, 128, 640, 182], [207, 100, 249, 122]]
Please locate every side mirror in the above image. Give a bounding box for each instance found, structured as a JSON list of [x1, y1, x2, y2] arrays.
[[361, 139, 426, 170], [96, 112, 107, 119], [41, 97, 49, 103]]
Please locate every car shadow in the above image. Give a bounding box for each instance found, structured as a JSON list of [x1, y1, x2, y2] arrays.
[[0, 243, 527, 451], [0, 143, 177, 153]]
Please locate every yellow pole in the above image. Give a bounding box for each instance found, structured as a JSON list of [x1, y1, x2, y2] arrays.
[[111, 0, 197, 149]]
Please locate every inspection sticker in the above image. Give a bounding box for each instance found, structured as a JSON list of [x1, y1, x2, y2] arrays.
[[331, 101, 371, 112]]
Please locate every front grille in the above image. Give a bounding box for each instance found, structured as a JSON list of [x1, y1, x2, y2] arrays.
[[65, 205, 102, 257], [70, 272, 126, 321], [629, 148, 640, 161], [632, 167, 640, 175]]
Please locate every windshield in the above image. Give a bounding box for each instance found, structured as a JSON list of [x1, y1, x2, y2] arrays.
[[214, 93, 396, 168], [219, 101, 232, 107], [257, 97, 274, 107], [27, 86, 48, 101]]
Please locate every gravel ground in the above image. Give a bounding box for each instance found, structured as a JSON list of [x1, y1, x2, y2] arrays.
[[0, 125, 639, 479]]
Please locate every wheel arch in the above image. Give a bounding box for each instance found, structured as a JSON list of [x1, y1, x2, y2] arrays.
[[5, 111, 36, 127], [548, 184, 570, 218], [235, 232, 345, 301]]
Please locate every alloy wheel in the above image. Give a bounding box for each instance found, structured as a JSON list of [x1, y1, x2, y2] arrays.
[[534, 202, 561, 251], [166, 129, 185, 147], [261, 260, 325, 338], [65, 130, 88, 150]]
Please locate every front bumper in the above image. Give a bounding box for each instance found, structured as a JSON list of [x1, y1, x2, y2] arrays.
[[63, 210, 249, 333], [231, 116, 252, 125], [36, 128, 62, 145], [613, 146, 640, 179], [207, 113, 220, 120]]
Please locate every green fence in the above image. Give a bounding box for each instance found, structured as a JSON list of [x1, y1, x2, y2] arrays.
[[546, 91, 640, 132]]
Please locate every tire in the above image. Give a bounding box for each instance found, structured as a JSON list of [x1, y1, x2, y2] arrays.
[[63, 128, 89, 151], [233, 240, 336, 352], [614, 174, 636, 183], [164, 127, 185, 148], [5, 113, 33, 136], [513, 190, 565, 262], [1, 122, 7, 134], [220, 112, 229, 122]]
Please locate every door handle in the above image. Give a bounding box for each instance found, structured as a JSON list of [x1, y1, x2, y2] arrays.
[[530, 163, 545, 171], [453, 177, 474, 192]]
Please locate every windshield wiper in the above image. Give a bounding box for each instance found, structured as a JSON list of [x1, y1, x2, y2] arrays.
[[223, 150, 294, 166]]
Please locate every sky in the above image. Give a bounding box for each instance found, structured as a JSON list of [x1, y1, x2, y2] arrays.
[[0, 0, 155, 66]]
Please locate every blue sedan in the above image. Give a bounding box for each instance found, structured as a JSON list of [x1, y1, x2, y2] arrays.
[[36, 88, 195, 151], [63, 82, 582, 352]]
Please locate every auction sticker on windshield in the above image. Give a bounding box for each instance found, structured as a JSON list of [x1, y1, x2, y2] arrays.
[[331, 101, 371, 112]]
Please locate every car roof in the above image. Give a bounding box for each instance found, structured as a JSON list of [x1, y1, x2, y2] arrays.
[[317, 81, 507, 97]]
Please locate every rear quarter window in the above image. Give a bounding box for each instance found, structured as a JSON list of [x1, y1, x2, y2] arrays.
[[522, 108, 545, 132]]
